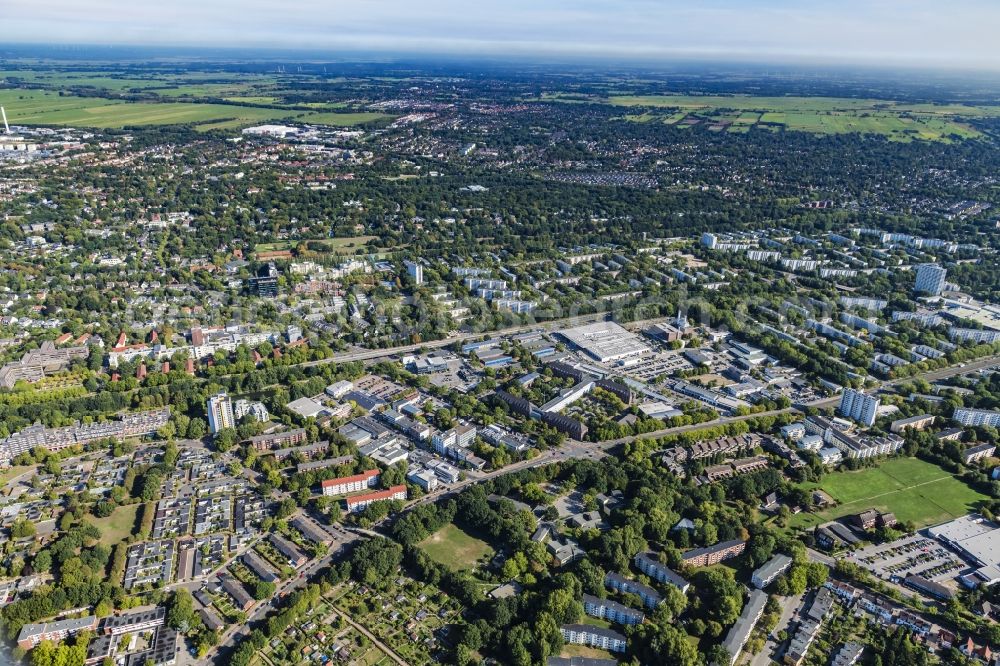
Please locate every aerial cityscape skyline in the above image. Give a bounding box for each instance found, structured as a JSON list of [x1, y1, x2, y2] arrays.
[[2, 5, 1000, 666]]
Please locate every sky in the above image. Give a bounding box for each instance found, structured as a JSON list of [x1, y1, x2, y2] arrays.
[[5, 0, 1000, 70]]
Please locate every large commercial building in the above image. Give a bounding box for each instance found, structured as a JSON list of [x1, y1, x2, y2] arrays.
[[954, 408, 1000, 428], [839, 388, 880, 427], [915, 263, 947, 295], [928, 515, 1000, 586], [558, 321, 651, 364], [207, 393, 235, 434]]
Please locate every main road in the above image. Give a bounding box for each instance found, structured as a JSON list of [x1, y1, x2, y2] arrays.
[[202, 343, 998, 662]]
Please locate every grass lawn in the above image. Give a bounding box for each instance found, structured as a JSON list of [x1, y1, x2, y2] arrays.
[[418, 523, 494, 571], [560, 644, 617, 660], [256, 235, 378, 255], [581, 616, 613, 630], [0, 465, 33, 490], [789, 458, 988, 530], [85, 503, 140, 546]]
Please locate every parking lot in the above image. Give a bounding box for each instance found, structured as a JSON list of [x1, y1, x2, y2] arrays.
[[847, 534, 966, 585]]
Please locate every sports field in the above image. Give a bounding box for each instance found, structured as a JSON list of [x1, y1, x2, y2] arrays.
[[790, 457, 988, 530], [418, 523, 494, 571]]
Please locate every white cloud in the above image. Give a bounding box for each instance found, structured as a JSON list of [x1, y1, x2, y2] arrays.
[[4, 0, 999, 70]]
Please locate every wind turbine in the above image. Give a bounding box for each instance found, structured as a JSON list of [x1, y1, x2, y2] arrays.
[[0, 106, 10, 134]]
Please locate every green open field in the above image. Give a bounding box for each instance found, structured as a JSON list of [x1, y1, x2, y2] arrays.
[[418, 523, 494, 571], [85, 503, 140, 546], [0, 465, 33, 490], [789, 457, 988, 530], [559, 644, 617, 660], [532, 92, 1000, 141], [256, 236, 378, 255], [0, 88, 392, 131]]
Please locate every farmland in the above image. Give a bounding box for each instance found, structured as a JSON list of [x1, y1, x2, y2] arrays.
[[789, 458, 989, 530], [0, 88, 391, 130], [537, 92, 1000, 141]]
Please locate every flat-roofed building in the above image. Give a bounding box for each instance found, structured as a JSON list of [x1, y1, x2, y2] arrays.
[[954, 408, 1000, 428], [582, 594, 644, 625], [18, 615, 98, 649], [559, 624, 627, 653], [558, 321, 651, 363], [890, 414, 935, 433], [101, 606, 166, 636]]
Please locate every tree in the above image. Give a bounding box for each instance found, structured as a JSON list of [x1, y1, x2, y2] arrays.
[[167, 589, 196, 632], [214, 428, 237, 452], [11, 519, 36, 539], [253, 581, 276, 600], [349, 540, 402, 588]]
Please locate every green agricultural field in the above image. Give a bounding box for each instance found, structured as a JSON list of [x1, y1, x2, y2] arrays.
[[609, 94, 888, 111], [0, 87, 392, 131], [0, 89, 297, 128], [418, 523, 494, 571], [790, 457, 988, 530], [85, 503, 141, 546], [0, 89, 124, 119], [594, 93, 999, 141]]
